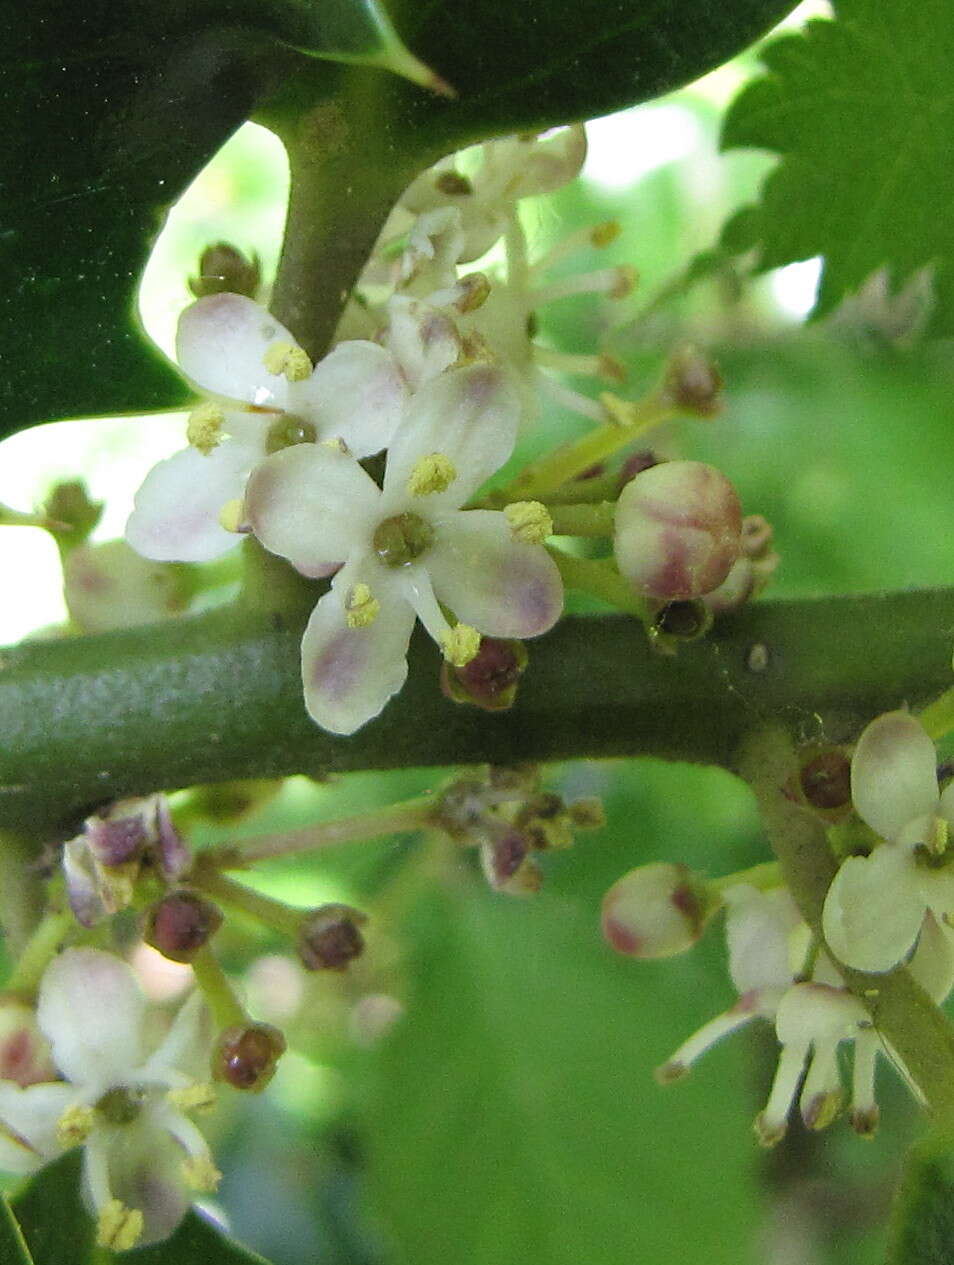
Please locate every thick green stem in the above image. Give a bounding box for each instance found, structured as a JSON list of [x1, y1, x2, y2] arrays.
[[547, 502, 616, 538], [191, 868, 302, 936], [740, 727, 954, 1122], [4, 588, 954, 835]]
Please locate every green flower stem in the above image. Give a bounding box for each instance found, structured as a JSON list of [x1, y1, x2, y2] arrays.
[[191, 946, 247, 1030], [202, 796, 436, 868], [546, 502, 616, 538], [496, 389, 673, 502], [548, 548, 653, 620], [543, 470, 625, 505], [711, 859, 780, 895], [6, 909, 74, 996], [5, 588, 954, 835], [740, 727, 954, 1122], [918, 682, 954, 741], [190, 868, 302, 936]]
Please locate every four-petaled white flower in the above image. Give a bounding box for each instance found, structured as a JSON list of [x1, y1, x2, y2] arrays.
[[823, 710, 954, 972], [127, 293, 408, 563], [0, 949, 218, 1250], [245, 362, 564, 734]]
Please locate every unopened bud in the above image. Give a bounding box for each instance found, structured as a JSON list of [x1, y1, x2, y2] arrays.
[[614, 461, 742, 600], [662, 345, 723, 417], [297, 903, 367, 971], [796, 746, 852, 817], [480, 832, 543, 895], [440, 636, 527, 712], [601, 862, 714, 958], [189, 242, 261, 299], [145, 891, 223, 964], [213, 1022, 286, 1092], [42, 480, 103, 547]]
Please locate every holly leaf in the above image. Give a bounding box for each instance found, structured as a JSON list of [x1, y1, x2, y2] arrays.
[[721, 0, 954, 334], [0, 1194, 34, 1265], [364, 888, 758, 1265], [888, 1132, 954, 1265]]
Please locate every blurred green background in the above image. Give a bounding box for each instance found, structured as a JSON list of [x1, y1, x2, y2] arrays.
[[2, 1, 951, 1260]]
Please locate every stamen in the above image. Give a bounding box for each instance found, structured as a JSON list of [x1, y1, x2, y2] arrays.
[[186, 403, 225, 455], [57, 1103, 95, 1146], [181, 1152, 222, 1192], [345, 583, 380, 628], [408, 453, 458, 497], [537, 372, 606, 422], [218, 498, 246, 533], [167, 1083, 217, 1113], [504, 501, 553, 544], [532, 264, 638, 306], [441, 624, 482, 667], [927, 815, 949, 857], [755, 1041, 808, 1147], [850, 1029, 880, 1137], [96, 1200, 143, 1251], [533, 347, 627, 383], [655, 1004, 757, 1081], [263, 342, 312, 382], [799, 1039, 843, 1130]]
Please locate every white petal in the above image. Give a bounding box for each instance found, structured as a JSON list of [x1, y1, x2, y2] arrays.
[[382, 365, 519, 511], [775, 982, 867, 1046], [851, 711, 939, 841], [822, 847, 926, 972], [245, 444, 379, 573], [140, 992, 212, 1086], [0, 1082, 75, 1171], [38, 949, 145, 1087], [300, 566, 415, 734], [386, 296, 461, 391], [908, 913, 954, 1005], [426, 511, 563, 637], [176, 294, 292, 408], [724, 886, 801, 995], [126, 443, 254, 563], [290, 341, 407, 458], [88, 1115, 190, 1246]]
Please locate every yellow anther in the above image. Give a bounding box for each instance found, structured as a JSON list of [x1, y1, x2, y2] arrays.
[[441, 623, 481, 668], [96, 1200, 144, 1251], [610, 264, 638, 300], [590, 220, 621, 248], [167, 1083, 217, 1113], [181, 1153, 222, 1193], [504, 501, 553, 544], [322, 436, 348, 453], [599, 391, 638, 428], [57, 1103, 95, 1147], [408, 453, 458, 497], [263, 341, 312, 382], [218, 498, 246, 533], [456, 332, 495, 366], [186, 402, 226, 455], [346, 583, 380, 629], [928, 815, 949, 857]]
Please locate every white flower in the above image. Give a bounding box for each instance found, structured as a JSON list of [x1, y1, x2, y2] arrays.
[[127, 293, 408, 563], [0, 949, 217, 1250], [245, 363, 564, 734], [822, 710, 954, 972]]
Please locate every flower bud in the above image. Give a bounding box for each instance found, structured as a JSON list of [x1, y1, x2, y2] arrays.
[[145, 891, 223, 964], [41, 479, 103, 547], [661, 345, 723, 417], [614, 461, 742, 601], [480, 832, 543, 895], [297, 904, 367, 971], [602, 862, 713, 958], [0, 997, 55, 1086], [213, 1022, 286, 1092], [189, 242, 261, 299], [797, 746, 852, 816], [440, 636, 527, 711]]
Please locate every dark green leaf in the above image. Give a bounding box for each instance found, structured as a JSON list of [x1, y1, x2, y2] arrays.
[[0, 1193, 34, 1265], [11, 1152, 273, 1265], [721, 0, 954, 333], [888, 1132, 954, 1264], [363, 888, 759, 1265]]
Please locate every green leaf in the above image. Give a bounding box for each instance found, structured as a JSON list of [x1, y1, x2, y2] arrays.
[[0, 1194, 34, 1265], [10, 1152, 273, 1265], [363, 888, 759, 1265], [721, 0, 954, 333], [888, 1131, 954, 1264]]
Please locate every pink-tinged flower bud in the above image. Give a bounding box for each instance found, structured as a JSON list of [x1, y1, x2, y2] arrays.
[[213, 1022, 286, 1092], [189, 242, 261, 299], [0, 997, 55, 1086], [440, 637, 528, 712], [602, 862, 713, 958], [614, 461, 742, 601], [297, 904, 367, 971], [145, 891, 223, 964]]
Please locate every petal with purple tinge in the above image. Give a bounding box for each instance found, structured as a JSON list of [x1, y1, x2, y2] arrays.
[[176, 294, 294, 408], [292, 341, 407, 458], [382, 366, 519, 511], [126, 443, 254, 563], [851, 711, 939, 842], [246, 444, 379, 573], [427, 510, 563, 638], [300, 568, 415, 735]]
